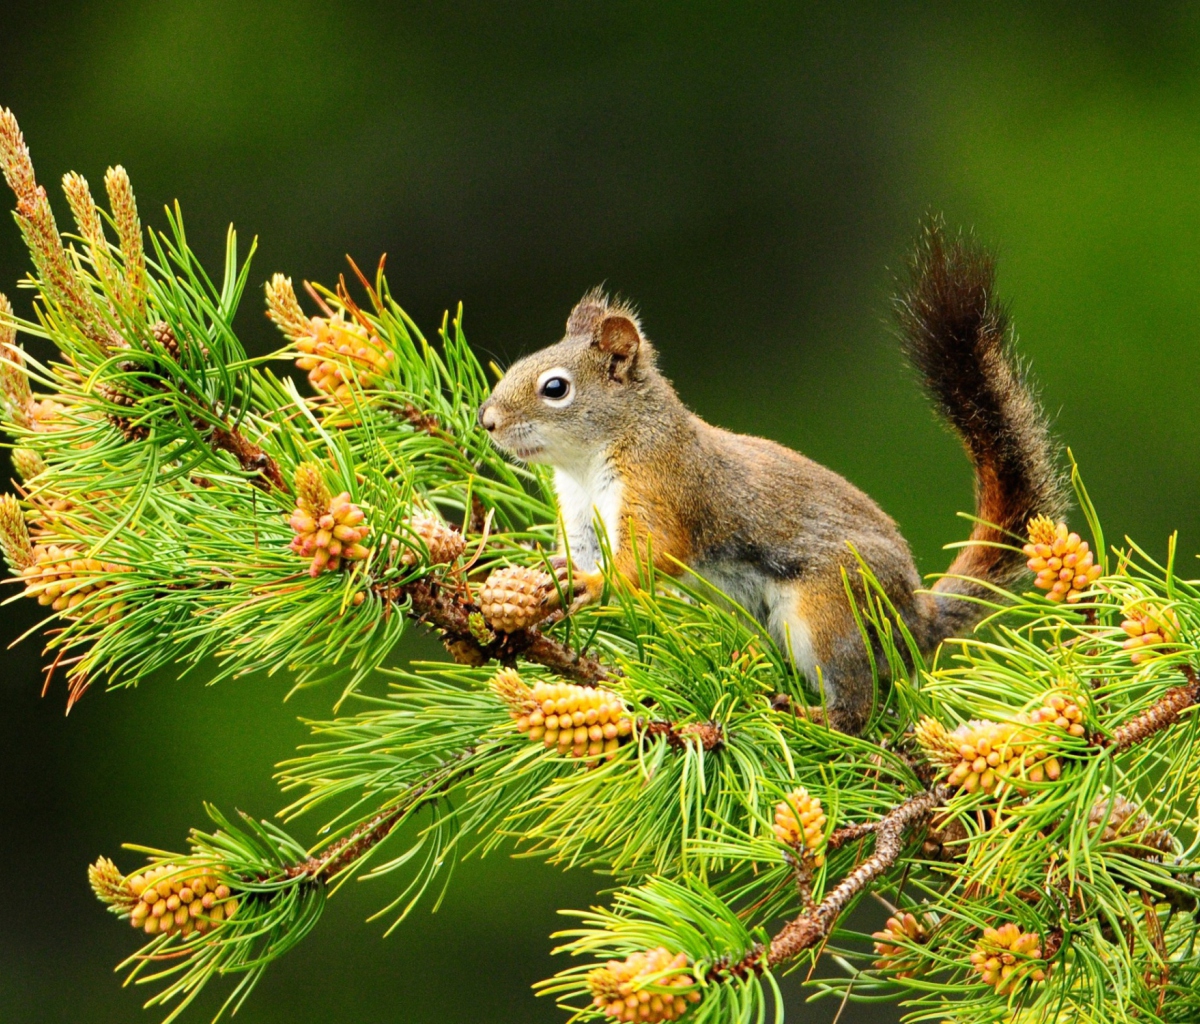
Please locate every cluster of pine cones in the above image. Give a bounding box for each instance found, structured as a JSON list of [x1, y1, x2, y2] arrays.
[[493, 670, 632, 759], [123, 862, 238, 938], [915, 693, 1086, 795], [587, 947, 701, 1023], [20, 543, 127, 622], [871, 911, 931, 978], [771, 786, 827, 866], [1023, 516, 1102, 603], [969, 922, 1048, 994]]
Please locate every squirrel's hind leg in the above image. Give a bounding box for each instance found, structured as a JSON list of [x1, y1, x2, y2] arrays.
[[766, 577, 876, 735]]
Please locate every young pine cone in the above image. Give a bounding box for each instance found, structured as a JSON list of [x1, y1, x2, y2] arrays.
[[772, 786, 828, 866], [91, 860, 240, 938], [1023, 516, 1102, 604], [1120, 602, 1180, 664], [398, 510, 465, 568], [20, 543, 128, 623], [969, 923, 1048, 995], [587, 947, 702, 1023], [478, 564, 559, 632], [494, 670, 632, 759], [872, 912, 931, 977]]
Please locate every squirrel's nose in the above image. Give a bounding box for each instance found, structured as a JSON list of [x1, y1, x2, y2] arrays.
[[478, 401, 498, 432]]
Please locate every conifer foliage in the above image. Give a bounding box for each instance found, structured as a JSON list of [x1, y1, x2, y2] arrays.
[[1, 109, 1198, 1023]]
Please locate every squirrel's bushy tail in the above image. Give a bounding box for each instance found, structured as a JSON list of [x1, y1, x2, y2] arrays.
[[896, 219, 1068, 647]]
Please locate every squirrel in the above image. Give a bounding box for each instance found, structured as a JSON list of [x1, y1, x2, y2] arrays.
[[477, 222, 1067, 733]]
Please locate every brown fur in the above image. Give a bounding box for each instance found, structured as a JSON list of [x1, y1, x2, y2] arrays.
[[478, 226, 1064, 732]]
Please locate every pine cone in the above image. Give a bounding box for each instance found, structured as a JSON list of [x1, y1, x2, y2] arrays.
[[150, 320, 180, 359], [20, 543, 128, 623], [772, 786, 828, 866], [587, 947, 701, 1023], [1023, 516, 1102, 603], [921, 810, 969, 861], [121, 863, 240, 938], [494, 670, 632, 759], [478, 565, 558, 632], [443, 636, 487, 666], [1087, 792, 1175, 854], [1121, 602, 1180, 664], [872, 912, 931, 977], [969, 923, 1048, 994], [399, 511, 465, 567]]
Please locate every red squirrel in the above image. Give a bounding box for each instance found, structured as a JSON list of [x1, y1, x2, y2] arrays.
[[478, 224, 1066, 732]]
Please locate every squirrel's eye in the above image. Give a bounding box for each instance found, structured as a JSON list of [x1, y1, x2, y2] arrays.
[[540, 376, 571, 401]]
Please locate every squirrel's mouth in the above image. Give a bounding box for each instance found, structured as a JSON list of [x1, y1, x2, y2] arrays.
[[508, 442, 544, 461]]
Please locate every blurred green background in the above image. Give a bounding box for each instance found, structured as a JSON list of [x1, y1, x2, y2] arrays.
[[3, 2, 1200, 1022]]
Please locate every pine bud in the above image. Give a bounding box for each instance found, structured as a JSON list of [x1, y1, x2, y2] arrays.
[[103, 165, 147, 317], [264, 274, 312, 342], [871, 912, 931, 977], [288, 465, 370, 576], [88, 856, 139, 914], [772, 786, 828, 866], [1023, 516, 1101, 604], [969, 923, 1048, 994], [11, 447, 46, 480], [115, 863, 241, 938], [493, 669, 632, 759], [1120, 601, 1180, 664], [398, 511, 465, 567], [293, 462, 331, 516], [0, 493, 34, 570], [0, 290, 33, 426], [478, 565, 558, 632], [467, 611, 495, 646], [587, 947, 702, 1022], [19, 542, 128, 623]]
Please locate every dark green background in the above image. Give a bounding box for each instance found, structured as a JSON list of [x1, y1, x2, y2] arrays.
[[3, 3, 1199, 1022]]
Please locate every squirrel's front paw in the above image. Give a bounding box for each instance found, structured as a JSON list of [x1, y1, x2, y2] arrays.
[[547, 556, 603, 613]]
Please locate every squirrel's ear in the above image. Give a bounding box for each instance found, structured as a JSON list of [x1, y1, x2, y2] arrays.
[[595, 313, 641, 381]]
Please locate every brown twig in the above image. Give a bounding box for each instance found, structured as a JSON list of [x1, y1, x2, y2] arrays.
[[285, 746, 478, 881], [209, 424, 286, 491], [716, 787, 946, 979], [1102, 665, 1200, 752]]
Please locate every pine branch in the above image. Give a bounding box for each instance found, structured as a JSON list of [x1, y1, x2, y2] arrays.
[[398, 576, 614, 684], [720, 787, 946, 977]]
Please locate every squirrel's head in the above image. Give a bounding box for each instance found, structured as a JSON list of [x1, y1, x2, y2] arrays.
[[478, 288, 656, 468]]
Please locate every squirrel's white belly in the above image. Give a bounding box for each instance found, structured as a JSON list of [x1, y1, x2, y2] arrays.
[[553, 462, 623, 573], [697, 561, 822, 692]]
